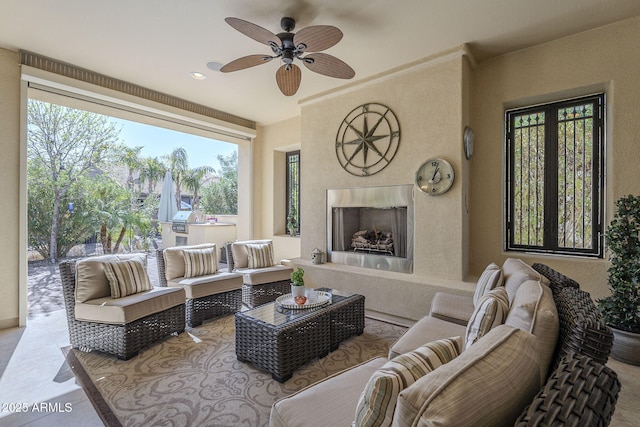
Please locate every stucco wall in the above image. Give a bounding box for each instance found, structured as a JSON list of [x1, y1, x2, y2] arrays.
[[470, 16, 640, 299], [0, 48, 22, 328], [253, 116, 302, 263]]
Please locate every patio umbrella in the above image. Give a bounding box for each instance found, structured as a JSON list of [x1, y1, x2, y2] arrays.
[[157, 171, 178, 222]]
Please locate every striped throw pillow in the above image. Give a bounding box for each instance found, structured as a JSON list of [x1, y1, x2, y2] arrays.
[[465, 286, 509, 350], [354, 336, 462, 427], [103, 258, 153, 299], [473, 263, 504, 307], [246, 242, 274, 268], [183, 246, 218, 278]]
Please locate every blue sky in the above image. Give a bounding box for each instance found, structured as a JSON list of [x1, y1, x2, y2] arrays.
[[111, 117, 237, 171]]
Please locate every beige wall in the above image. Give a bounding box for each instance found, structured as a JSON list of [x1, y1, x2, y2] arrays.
[[470, 15, 640, 300], [252, 116, 302, 263], [0, 48, 22, 328]]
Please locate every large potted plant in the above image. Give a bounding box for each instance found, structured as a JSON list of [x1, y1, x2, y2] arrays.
[[599, 194, 640, 365]]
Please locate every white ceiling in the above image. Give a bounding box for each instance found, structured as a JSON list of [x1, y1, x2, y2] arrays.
[[2, 0, 640, 126]]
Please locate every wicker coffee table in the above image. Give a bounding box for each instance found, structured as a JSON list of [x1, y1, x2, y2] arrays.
[[234, 288, 365, 382]]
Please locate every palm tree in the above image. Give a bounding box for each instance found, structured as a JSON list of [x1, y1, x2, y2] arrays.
[[139, 156, 166, 195], [183, 166, 215, 210], [117, 145, 143, 191], [165, 147, 189, 210]]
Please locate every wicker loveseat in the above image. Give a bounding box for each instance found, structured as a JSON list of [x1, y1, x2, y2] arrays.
[[60, 254, 186, 360], [225, 240, 293, 307], [156, 243, 243, 327], [270, 261, 620, 427]]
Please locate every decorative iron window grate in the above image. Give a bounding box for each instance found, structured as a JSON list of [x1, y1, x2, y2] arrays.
[[286, 151, 300, 235], [506, 93, 605, 257]]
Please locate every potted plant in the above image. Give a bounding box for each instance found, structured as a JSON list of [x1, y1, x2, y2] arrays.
[[598, 194, 640, 365], [290, 267, 306, 303]]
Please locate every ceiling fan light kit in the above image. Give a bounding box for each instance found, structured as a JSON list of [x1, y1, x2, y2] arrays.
[[221, 16, 355, 96]]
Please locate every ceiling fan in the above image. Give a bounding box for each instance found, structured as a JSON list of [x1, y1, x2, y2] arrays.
[[220, 17, 355, 96]]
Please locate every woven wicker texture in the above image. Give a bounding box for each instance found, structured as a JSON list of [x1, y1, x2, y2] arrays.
[[515, 352, 621, 427], [241, 279, 291, 308], [59, 260, 185, 360], [156, 248, 242, 327], [532, 263, 580, 290], [235, 290, 365, 382]]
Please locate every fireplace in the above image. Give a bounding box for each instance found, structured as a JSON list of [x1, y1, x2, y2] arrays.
[[327, 185, 414, 273]]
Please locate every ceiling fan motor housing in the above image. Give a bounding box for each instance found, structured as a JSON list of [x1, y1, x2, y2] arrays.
[[280, 17, 295, 32]]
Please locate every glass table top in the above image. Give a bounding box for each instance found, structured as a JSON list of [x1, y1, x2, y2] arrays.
[[238, 288, 357, 327]]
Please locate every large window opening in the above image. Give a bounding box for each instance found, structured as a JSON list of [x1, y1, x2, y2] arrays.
[[505, 93, 605, 257]]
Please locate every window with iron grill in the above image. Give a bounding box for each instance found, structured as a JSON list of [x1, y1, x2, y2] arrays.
[[286, 150, 300, 235], [506, 93, 605, 257]]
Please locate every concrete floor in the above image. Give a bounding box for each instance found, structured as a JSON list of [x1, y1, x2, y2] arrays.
[[1, 254, 638, 426]]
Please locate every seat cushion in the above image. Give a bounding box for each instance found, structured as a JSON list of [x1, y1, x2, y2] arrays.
[[393, 325, 542, 427], [168, 272, 243, 299], [163, 243, 215, 281], [388, 316, 466, 359], [237, 265, 293, 285], [505, 279, 559, 382], [103, 257, 153, 298], [270, 357, 387, 427], [473, 263, 504, 306], [465, 286, 509, 350], [75, 286, 185, 325], [230, 239, 273, 269], [355, 337, 462, 427], [75, 253, 147, 303], [183, 246, 218, 278]]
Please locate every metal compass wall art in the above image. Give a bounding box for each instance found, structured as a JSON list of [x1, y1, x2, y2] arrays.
[[335, 103, 401, 176]]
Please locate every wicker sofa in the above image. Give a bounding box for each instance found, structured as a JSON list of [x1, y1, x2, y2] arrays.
[[270, 260, 620, 427], [156, 243, 243, 327], [225, 240, 293, 307], [60, 254, 186, 360]]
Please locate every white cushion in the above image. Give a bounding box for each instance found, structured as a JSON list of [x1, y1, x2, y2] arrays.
[[163, 243, 215, 280], [473, 263, 504, 307], [75, 253, 147, 303], [355, 337, 462, 427], [231, 239, 272, 269], [388, 316, 467, 359], [246, 242, 275, 268], [168, 272, 243, 299], [465, 287, 509, 350]]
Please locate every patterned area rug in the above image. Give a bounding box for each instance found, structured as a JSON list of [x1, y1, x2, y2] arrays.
[[64, 315, 406, 427]]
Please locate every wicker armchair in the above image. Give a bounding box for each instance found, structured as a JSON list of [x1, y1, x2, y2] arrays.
[[156, 246, 243, 327], [59, 259, 185, 360]]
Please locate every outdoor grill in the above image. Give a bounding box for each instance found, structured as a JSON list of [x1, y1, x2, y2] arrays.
[[171, 211, 198, 233]]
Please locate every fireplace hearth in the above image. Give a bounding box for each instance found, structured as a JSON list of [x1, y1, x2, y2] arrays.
[[327, 185, 413, 273]]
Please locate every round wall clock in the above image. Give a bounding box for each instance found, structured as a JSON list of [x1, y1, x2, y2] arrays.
[[463, 126, 474, 160], [415, 158, 455, 195], [335, 103, 401, 176]]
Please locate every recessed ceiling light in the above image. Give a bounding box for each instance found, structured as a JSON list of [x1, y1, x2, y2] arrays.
[[206, 61, 223, 72], [190, 72, 206, 80]]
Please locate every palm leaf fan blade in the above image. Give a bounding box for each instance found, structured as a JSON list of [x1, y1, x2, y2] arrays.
[[303, 53, 355, 79], [276, 64, 302, 96], [220, 55, 272, 73]]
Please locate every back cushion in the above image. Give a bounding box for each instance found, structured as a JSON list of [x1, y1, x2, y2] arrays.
[[465, 287, 509, 350], [505, 279, 559, 382], [473, 263, 504, 307], [246, 242, 275, 268], [183, 246, 218, 278], [231, 239, 273, 269], [355, 337, 462, 427], [103, 258, 153, 298], [393, 325, 542, 427], [75, 253, 146, 303], [163, 243, 215, 280], [502, 258, 547, 305]]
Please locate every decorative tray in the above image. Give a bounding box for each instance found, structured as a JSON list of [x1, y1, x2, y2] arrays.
[[276, 291, 332, 309]]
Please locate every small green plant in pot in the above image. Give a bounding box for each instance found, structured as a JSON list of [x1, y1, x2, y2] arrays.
[[598, 194, 640, 365], [290, 267, 306, 302]]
